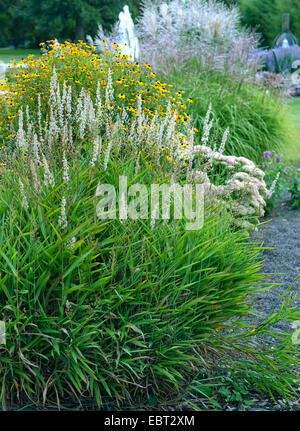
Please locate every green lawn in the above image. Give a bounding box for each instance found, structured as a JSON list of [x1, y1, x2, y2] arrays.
[[0, 48, 41, 79], [0, 48, 40, 63], [289, 97, 300, 124]]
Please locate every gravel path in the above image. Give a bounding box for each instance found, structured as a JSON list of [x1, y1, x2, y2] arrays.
[[222, 204, 300, 411], [251, 202, 300, 334]]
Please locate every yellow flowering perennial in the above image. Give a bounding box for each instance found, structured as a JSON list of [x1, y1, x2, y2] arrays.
[[0, 41, 193, 147]]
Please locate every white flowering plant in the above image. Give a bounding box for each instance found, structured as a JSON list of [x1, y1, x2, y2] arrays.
[[2, 70, 274, 232], [0, 62, 275, 233], [179, 105, 274, 228]]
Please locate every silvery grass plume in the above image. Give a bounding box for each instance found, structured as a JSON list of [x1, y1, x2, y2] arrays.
[[136, 0, 260, 77], [16, 109, 26, 151], [58, 196, 68, 229], [90, 136, 102, 167], [201, 103, 213, 146], [268, 172, 280, 199], [19, 179, 29, 210], [62, 151, 69, 184], [219, 127, 230, 155], [30, 160, 40, 193], [42, 154, 55, 188]]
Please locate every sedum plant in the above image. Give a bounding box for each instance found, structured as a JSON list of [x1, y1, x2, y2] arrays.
[[193, 144, 271, 228]]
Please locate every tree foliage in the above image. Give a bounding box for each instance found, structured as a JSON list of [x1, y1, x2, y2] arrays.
[[240, 0, 300, 47], [0, 0, 141, 47]]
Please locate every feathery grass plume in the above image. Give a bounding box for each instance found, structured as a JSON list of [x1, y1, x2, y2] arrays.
[[19, 179, 29, 210], [268, 172, 280, 198], [194, 144, 269, 227], [201, 103, 213, 146], [62, 151, 69, 185], [75, 88, 85, 122], [42, 154, 55, 188], [78, 90, 89, 139], [16, 109, 26, 151], [136, 0, 260, 77], [105, 68, 114, 112], [103, 142, 112, 171], [88, 22, 120, 54], [90, 136, 102, 167], [96, 82, 101, 110], [30, 160, 41, 193], [58, 196, 68, 229], [219, 127, 230, 155], [48, 106, 58, 144]]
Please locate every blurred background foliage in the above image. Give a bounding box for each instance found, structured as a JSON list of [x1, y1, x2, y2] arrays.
[[239, 0, 300, 48], [1, 0, 300, 49]]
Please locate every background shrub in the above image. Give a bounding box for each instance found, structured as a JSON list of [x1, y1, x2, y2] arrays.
[[159, 61, 298, 164], [135, 0, 260, 77], [240, 0, 300, 48]]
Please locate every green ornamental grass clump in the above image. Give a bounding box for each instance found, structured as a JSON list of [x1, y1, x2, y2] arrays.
[[0, 42, 299, 410], [161, 62, 298, 165], [1, 137, 300, 409]]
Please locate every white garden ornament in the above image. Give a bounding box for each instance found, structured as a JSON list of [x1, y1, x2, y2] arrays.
[[86, 5, 139, 62], [118, 5, 140, 61]]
